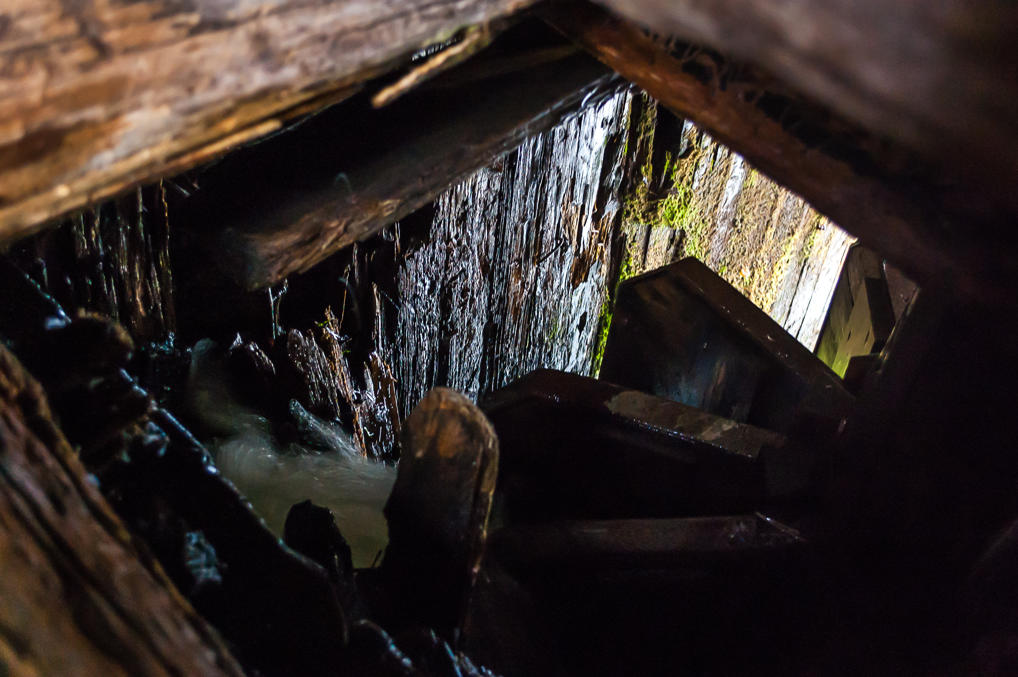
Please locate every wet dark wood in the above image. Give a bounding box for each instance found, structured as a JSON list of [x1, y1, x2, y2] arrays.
[[180, 47, 613, 289], [383, 387, 499, 635], [490, 514, 804, 574], [823, 290, 1018, 666], [0, 0, 535, 245], [591, 0, 1018, 221], [547, 3, 1018, 303], [0, 344, 244, 677], [482, 369, 801, 523]]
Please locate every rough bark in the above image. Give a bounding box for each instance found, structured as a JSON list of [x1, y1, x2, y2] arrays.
[[591, 0, 1018, 219], [0, 344, 244, 677], [0, 0, 535, 244], [546, 3, 1018, 303]]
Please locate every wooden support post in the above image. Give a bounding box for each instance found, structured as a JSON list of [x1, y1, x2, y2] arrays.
[[0, 0, 536, 244]]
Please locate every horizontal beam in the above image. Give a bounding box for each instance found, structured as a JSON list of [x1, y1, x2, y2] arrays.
[[0, 0, 535, 245], [592, 0, 1018, 220], [176, 47, 613, 289]]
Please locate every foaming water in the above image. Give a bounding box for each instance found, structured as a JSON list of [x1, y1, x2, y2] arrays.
[[213, 427, 396, 567], [187, 340, 397, 567]]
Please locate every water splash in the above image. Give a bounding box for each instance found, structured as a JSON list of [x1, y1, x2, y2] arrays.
[[186, 338, 396, 567]]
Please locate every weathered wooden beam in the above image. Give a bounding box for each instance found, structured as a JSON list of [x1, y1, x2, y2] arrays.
[[0, 343, 244, 677], [591, 0, 1018, 219], [489, 514, 804, 574], [481, 369, 797, 522], [600, 258, 852, 432], [546, 3, 1018, 303], [0, 0, 536, 245], [176, 43, 613, 289]]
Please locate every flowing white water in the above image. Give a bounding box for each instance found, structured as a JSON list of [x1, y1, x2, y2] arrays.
[[187, 339, 397, 568]]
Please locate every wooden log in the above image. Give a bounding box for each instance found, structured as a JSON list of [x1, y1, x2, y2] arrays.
[[481, 369, 796, 523], [590, 0, 1018, 220], [0, 0, 536, 244], [0, 343, 244, 677], [545, 3, 1018, 303], [177, 44, 614, 289], [382, 388, 499, 636]]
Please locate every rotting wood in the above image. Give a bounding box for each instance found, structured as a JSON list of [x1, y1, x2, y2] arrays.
[[591, 0, 1018, 220], [176, 45, 614, 289], [0, 343, 244, 677], [545, 3, 1018, 303], [0, 0, 537, 244]]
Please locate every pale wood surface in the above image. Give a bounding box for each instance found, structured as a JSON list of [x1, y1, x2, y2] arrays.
[[0, 0, 534, 243]]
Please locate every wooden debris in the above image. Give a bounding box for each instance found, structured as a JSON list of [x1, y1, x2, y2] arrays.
[[481, 369, 797, 523], [278, 328, 343, 421], [490, 514, 804, 574], [591, 0, 1018, 217], [815, 244, 901, 379], [382, 388, 499, 636], [0, 343, 245, 677], [0, 0, 537, 243]]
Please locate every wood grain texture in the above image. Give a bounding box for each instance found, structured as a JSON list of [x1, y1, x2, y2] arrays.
[[0, 0, 535, 244], [0, 344, 244, 677], [548, 3, 1018, 302], [177, 49, 612, 289], [593, 0, 1018, 217]]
